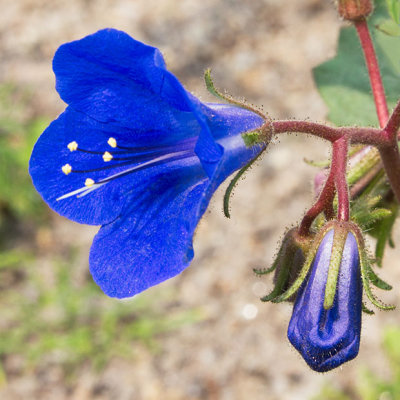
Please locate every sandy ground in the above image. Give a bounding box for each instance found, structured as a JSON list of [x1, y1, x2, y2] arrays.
[[1, 0, 400, 399]]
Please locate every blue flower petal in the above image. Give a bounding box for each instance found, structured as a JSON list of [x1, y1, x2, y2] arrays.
[[29, 107, 200, 225], [287, 229, 362, 372], [88, 105, 263, 298], [53, 28, 223, 166], [30, 28, 266, 298], [89, 165, 208, 298], [197, 103, 264, 177], [54, 29, 167, 121]]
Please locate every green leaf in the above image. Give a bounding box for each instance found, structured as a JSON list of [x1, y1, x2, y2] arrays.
[[313, 0, 400, 126]]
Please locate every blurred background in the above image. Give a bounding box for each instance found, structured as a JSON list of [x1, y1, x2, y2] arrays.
[[0, 0, 400, 399]]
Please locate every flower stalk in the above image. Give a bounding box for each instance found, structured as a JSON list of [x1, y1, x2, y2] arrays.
[[298, 167, 335, 237], [353, 14, 400, 204], [354, 18, 389, 128], [383, 99, 400, 141]]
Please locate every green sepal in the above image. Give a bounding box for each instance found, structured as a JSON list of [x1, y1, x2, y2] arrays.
[[376, 18, 400, 36], [360, 169, 387, 199], [204, 68, 231, 103], [223, 149, 265, 218], [242, 130, 265, 148], [204, 69, 266, 119], [324, 226, 347, 310], [368, 208, 393, 221], [362, 302, 375, 315], [367, 263, 393, 290], [259, 229, 310, 302], [359, 246, 396, 310], [350, 165, 396, 234], [376, 0, 400, 36], [260, 261, 291, 302], [253, 265, 277, 276], [303, 158, 330, 168], [270, 248, 314, 303], [346, 148, 381, 187], [386, 0, 400, 24], [253, 248, 282, 276], [353, 207, 393, 230], [373, 202, 398, 267], [270, 228, 327, 304]]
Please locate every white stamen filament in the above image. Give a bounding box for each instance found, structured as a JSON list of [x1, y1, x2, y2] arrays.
[[97, 151, 189, 183], [56, 150, 191, 202]]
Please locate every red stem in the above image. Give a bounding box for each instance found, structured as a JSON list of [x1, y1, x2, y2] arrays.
[[355, 18, 400, 203], [333, 137, 350, 221], [384, 99, 400, 142], [298, 137, 350, 236], [355, 18, 389, 128], [272, 120, 382, 145], [298, 164, 336, 237]]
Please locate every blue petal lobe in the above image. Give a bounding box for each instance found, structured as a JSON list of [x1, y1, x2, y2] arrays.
[[54, 29, 166, 122], [53, 28, 224, 163], [287, 230, 362, 372], [88, 106, 264, 298], [29, 107, 199, 225], [89, 163, 209, 298]]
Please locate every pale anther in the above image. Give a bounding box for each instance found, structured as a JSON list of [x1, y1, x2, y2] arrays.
[[85, 178, 95, 187], [108, 137, 117, 148], [103, 151, 113, 162], [67, 141, 78, 151], [62, 164, 72, 175]]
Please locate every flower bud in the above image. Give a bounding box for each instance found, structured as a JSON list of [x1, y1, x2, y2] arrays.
[[287, 222, 362, 372], [337, 0, 373, 21], [256, 228, 311, 303]]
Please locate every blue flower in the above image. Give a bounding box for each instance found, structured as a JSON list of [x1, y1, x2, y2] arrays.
[[287, 228, 362, 372], [29, 28, 264, 298]]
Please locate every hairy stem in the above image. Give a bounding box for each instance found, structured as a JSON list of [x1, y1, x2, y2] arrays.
[[298, 165, 336, 237], [298, 137, 350, 235], [355, 18, 389, 127], [272, 120, 382, 145], [384, 99, 400, 142], [354, 18, 400, 203]]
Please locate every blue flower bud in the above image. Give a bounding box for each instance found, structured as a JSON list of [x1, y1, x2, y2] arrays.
[[287, 227, 362, 372]]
